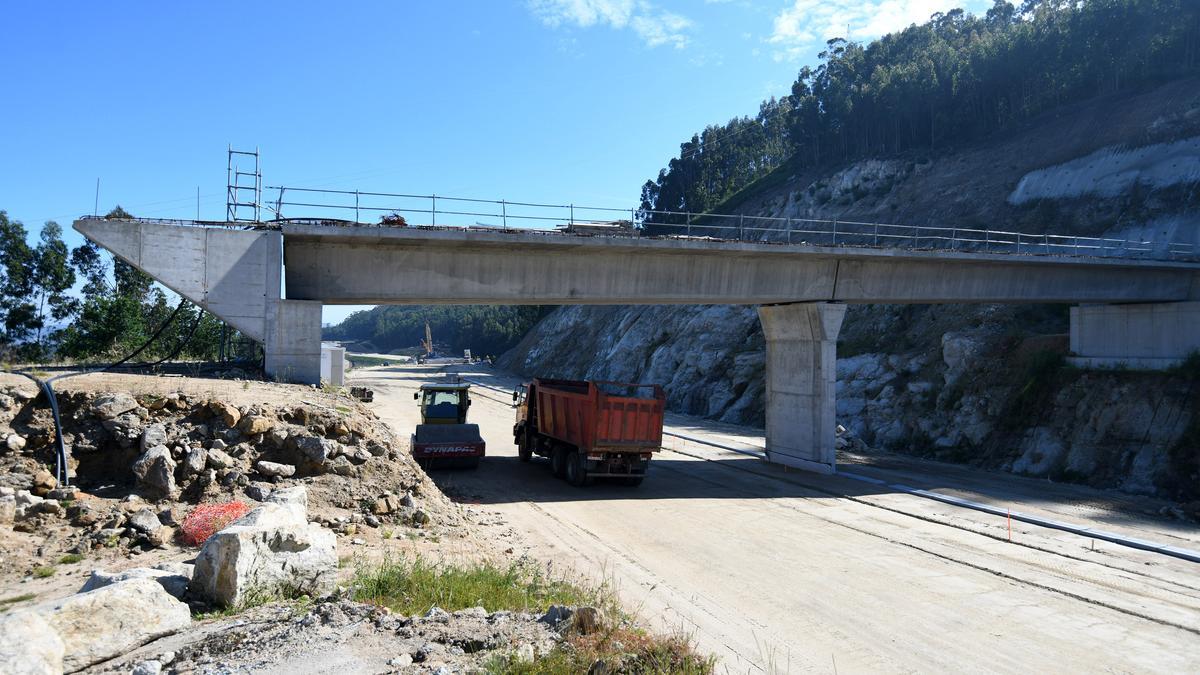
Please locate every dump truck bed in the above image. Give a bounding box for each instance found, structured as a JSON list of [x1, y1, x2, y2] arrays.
[[533, 378, 665, 453]]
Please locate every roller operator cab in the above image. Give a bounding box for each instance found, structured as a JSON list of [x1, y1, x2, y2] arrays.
[[512, 378, 665, 487], [411, 383, 485, 469]]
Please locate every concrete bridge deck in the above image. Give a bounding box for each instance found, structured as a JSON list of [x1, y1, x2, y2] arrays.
[[73, 216, 1200, 474], [281, 223, 1200, 305]]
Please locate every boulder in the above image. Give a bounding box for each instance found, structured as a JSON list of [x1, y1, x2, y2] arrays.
[[103, 412, 145, 443], [139, 424, 168, 453], [191, 486, 336, 607], [31, 470, 57, 496], [80, 565, 192, 599], [5, 433, 26, 452], [206, 447, 234, 470], [329, 455, 357, 476], [255, 460, 296, 478], [183, 447, 208, 475], [0, 496, 15, 524], [296, 435, 338, 463], [34, 577, 191, 672], [239, 415, 273, 436], [209, 400, 241, 427], [91, 392, 139, 420], [127, 508, 163, 534], [132, 445, 176, 497], [0, 609, 65, 675]]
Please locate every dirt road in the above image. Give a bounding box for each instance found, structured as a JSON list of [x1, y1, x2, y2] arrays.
[[352, 363, 1200, 673]]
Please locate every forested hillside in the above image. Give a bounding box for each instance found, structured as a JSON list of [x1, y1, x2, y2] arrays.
[[324, 305, 548, 357], [640, 0, 1199, 223]]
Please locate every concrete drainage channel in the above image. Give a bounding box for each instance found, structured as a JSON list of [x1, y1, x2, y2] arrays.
[[456, 373, 1200, 564], [661, 430, 1200, 565]]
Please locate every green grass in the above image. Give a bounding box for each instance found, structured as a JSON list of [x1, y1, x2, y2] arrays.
[[346, 355, 395, 368], [353, 554, 712, 674], [0, 592, 36, 613], [32, 566, 55, 578], [352, 555, 602, 616], [57, 554, 84, 565]]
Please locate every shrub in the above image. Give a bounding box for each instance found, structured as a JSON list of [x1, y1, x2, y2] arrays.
[[180, 501, 252, 547]]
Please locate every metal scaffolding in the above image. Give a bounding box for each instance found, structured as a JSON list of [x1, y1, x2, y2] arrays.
[[226, 146, 261, 222]]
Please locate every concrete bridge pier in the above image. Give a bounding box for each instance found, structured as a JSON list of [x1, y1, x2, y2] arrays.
[[758, 302, 847, 474]]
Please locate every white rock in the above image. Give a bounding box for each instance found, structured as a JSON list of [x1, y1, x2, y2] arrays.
[[206, 447, 234, 470], [132, 659, 163, 675], [33, 577, 190, 672], [80, 566, 192, 599], [140, 424, 168, 453], [0, 609, 65, 675], [255, 460, 296, 478], [191, 487, 336, 607], [5, 433, 26, 452]]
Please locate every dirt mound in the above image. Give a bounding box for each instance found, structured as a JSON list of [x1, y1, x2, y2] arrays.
[[0, 373, 464, 586]]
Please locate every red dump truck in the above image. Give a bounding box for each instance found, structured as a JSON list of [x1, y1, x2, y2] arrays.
[[512, 378, 665, 487]]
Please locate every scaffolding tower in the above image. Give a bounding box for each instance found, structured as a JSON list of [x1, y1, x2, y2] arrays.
[[226, 146, 261, 222]]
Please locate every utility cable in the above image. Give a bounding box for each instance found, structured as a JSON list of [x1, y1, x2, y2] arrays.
[[15, 298, 191, 486]]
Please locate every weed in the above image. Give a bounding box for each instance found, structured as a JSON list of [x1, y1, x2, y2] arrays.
[[485, 628, 713, 674], [381, 530, 393, 540], [352, 555, 605, 616], [57, 553, 84, 565], [181, 501, 252, 546], [32, 566, 55, 579]]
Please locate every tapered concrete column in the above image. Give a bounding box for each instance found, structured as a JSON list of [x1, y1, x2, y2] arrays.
[[757, 302, 847, 474]]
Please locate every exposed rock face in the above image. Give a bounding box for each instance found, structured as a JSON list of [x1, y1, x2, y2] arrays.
[[33, 577, 191, 672], [0, 610, 64, 675], [501, 304, 766, 425], [191, 486, 337, 607]]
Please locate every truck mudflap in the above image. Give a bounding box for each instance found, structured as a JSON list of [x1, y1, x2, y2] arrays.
[[582, 452, 652, 477]]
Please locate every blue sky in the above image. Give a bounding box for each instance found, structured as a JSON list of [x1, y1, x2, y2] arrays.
[[1, 0, 985, 325]]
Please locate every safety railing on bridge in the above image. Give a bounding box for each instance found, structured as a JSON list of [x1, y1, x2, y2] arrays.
[[259, 185, 1198, 263]]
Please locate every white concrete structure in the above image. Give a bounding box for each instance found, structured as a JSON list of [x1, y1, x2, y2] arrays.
[[320, 343, 346, 386], [74, 217, 1200, 474], [1070, 301, 1200, 369]]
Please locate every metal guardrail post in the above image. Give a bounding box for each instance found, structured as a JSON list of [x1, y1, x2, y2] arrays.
[[686, 212, 691, 237], [355, 190, 360, 224], [786, 217, 792, 244], [951, 227, 957, 250], [432, 194, 437, 226], [832, 218, 838, 246], [1043, 233, 1049, 254], [1016, 232, 1021, 254], [873, 222, 879, 246], [913, 225, 918, 248], [501, 200, 507, 230], [739, 214, 744, 241], [570, 204, 574, 226]]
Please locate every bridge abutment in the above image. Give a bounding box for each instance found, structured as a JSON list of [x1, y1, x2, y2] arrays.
[[1069, 301, 1200, 369], [264, 299, 323, 384], [758, 302, 847, 474]]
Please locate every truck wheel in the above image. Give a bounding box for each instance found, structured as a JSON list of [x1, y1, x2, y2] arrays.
[[518, 437, 533, 463], [551, 447, 568, 478], [565, 451, 590, 487]]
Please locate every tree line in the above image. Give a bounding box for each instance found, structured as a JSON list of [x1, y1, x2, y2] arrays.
[[0, 207, 235, 364], [324, 305, 549, 358], [640, 0, 1200, 220]]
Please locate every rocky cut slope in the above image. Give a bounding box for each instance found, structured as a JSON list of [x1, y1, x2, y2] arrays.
[[500, 78, 1200, 504]]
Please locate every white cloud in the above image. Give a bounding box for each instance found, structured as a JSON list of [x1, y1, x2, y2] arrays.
[[767, 0, 974, 62], [528, 0, 693, 49]]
